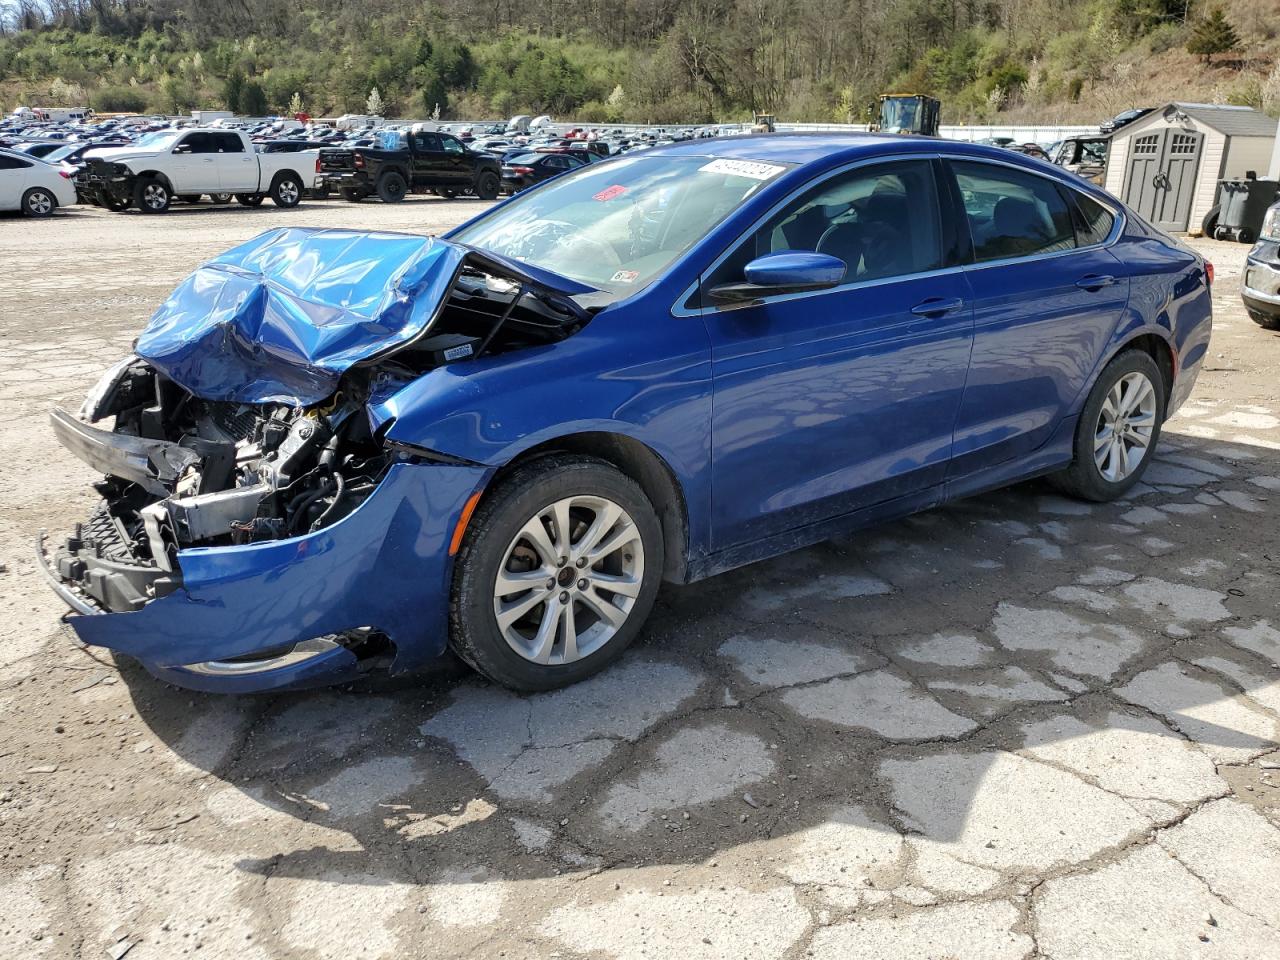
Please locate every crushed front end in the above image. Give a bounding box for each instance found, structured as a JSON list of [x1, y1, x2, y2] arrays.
[[39, 357, 489, 692]]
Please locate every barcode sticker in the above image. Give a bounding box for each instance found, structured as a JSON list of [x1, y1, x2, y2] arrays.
[[698, 159, 787, 180]]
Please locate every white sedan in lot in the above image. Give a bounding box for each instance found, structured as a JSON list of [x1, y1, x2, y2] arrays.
[[0, 147, 77, 216]]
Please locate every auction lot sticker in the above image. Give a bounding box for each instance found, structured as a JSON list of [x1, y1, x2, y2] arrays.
[[593, 184, 628, 201], [698, 159, 787, 180]]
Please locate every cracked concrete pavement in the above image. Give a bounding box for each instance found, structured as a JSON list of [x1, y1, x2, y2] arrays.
[[2, 200, 1279, 959]]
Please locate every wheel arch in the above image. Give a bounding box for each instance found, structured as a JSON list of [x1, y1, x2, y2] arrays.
[[1115, 330, 1175, 409], [134, 170, 172, 190], [484, 431, 691, 583]]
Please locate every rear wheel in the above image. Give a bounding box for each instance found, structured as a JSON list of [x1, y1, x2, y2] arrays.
[[340, 188, 364, 202], [236, 193, 265, 207], [209, 193, 233, 204], [376, 172, 408, 203], [450, 455, 664, 691], [474, 170, 500, 201], [1052, 350, 1164, 501], [21, 187, 56, 217], [1201, 204, 1220, 237], [270, 174, 303, 207], [134, 177, 170, 214]]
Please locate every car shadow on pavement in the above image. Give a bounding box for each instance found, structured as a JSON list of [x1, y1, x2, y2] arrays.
[[114, 430, 1280, 919]]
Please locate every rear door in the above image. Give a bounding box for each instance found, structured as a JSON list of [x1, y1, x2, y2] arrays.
[[943, 158, 1130, 478], [438, 134, 473, 187], [0, 154, 32, 209], [215, 132, 258, 192], [699, 158, 974, 549]]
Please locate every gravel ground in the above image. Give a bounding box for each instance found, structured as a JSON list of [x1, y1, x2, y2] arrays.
[[1, 199, 1279, 960]]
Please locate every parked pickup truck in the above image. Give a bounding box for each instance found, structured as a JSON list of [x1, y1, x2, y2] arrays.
[[316, 129, 502, 202], [76, 129, 312, 213]]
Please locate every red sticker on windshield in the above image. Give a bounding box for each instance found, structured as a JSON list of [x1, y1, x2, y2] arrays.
[[593, 184, 628, 201]]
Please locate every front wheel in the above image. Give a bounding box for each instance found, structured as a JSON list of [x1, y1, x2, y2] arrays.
[[450, 456, 664, 691], [236, 193, 265, 207], [22, 188, 57, 217], [474, 170, 500, 201], [1052, 350, 1165, 501], [134, 177, 170, 214], [270, 174, 303, 207]]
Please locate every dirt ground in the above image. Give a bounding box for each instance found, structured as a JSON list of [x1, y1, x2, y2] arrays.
[[2, 198, 1279, 960]]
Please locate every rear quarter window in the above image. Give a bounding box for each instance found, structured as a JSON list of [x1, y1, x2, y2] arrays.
[[1071, 192, 1116, 246]]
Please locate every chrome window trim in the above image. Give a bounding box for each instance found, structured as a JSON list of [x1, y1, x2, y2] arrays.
[[671, 150, 1126, 318]]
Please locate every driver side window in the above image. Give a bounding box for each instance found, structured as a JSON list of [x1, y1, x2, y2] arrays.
[[702, 160, 942, 304]]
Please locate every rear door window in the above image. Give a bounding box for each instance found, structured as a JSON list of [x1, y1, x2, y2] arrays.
[[1069, 191, 1117, 246], [213, 133, 244, 153], [950, 160, 1077, 262]]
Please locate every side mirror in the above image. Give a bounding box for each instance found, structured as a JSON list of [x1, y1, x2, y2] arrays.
[[708, 251, 846, 305], [172, 143, 192, 154]]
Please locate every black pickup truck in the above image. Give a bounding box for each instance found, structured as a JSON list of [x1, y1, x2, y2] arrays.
[[316, 129, 501, 202]]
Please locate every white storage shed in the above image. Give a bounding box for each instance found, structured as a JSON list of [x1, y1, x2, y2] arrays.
[[1104, 102, 1279, 233]]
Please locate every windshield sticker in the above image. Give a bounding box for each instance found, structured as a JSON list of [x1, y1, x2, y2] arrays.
[[593, 184, 629, 201], [610, 269, 640, 284], [698, 159, 787, 181]]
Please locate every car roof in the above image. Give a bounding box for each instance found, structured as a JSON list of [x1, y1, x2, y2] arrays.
[[651, 132, 1034, 166]]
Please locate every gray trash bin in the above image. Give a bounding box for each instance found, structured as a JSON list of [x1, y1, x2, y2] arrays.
[[1215, 174, 1280, 243]]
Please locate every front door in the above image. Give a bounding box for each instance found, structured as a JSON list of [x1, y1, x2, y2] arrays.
[[699, 159, 974, 550], [168, 132, 220, 193], [1123, 129, 1203, 232]]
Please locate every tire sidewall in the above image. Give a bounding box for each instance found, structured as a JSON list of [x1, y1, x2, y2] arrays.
[[1068, 350, 1165, 500], [271, 175, 302, 207], [135, 178, 170, 213], [451, 457, 664, 691], [22, 188, 55, 217], [377, 172, 407, 203], [475, 170, 499, 201]]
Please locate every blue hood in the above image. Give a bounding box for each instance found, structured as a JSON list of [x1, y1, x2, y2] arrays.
[[135, 227, 468, 407]]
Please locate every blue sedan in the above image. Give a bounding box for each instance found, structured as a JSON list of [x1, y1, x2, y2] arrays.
[[40, 134, 1213, 693]]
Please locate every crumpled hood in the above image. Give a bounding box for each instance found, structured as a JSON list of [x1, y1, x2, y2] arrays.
[[135, 227, 468, 406], [84, 146, 158, 165]]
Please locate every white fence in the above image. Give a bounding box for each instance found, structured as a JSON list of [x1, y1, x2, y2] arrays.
[[777, 122, 1097, 143]]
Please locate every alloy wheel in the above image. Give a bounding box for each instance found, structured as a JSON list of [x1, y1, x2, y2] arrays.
[[492, 495, 644, 665], [276, 180, 300, 205], [143, 183, 168, 210], [1094, 371, 1156, 482], [26, 191, 53, 215]]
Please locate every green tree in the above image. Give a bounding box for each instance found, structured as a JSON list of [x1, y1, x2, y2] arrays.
[[1186, 8, 1239, 66], [240, 80, 268, 115], [366, 85, 385, 115], [222, 68, 245, 112], [287, 91, 303, 115]]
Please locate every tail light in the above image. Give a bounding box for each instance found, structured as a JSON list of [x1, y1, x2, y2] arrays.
[[315, 157, 322, 174], [354, 155, 364, 169], [59, 169, 72, 179], [1205, 261, 1214, 285], [511, 166, 534, 175]]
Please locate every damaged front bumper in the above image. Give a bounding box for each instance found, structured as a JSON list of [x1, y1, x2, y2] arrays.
[[40, 459, 488, 693]]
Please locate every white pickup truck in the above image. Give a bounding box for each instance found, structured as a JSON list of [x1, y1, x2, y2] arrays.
[[76, 128, 312, 213]]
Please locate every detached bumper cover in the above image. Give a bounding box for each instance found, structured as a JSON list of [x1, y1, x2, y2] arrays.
[[41, 460, 488, 691]]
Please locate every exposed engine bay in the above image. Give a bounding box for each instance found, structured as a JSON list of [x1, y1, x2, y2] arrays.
[[47, 261, 589, 614]]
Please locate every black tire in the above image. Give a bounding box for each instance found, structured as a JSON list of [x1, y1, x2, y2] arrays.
[[376, 172, 408, 203], [269, 174, 303, 208], [209, 193, 233, 204], [450, 455, 664, 691], [439, 188, 458, 199], [236, 193, 265, 207], [1051, 350, 1165, 502], [133, 177, 170, 214], [1247, 308, 1280, 331], [474, 170, 500, 201], [21, 187, 57, 217], [1201, 204, 1219, 237], [104, 197, 130, 212], [308, 184, 331, 200], [340, 188, 364, 203]]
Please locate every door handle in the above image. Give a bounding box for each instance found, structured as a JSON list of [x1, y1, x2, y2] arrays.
[[1075, 274, 1116, 291], [910, 297, 964, 317]]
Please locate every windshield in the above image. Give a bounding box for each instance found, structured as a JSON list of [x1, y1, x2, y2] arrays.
[[452, 154, 789, 295], [132, 132, 182, 150], [44, 144, 78, 162]]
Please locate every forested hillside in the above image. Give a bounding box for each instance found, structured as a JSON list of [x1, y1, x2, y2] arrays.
[[1, 0, 1277, 123]]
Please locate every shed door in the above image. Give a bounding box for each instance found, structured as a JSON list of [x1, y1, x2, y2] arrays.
[[1123, 129, 1203, 232]]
